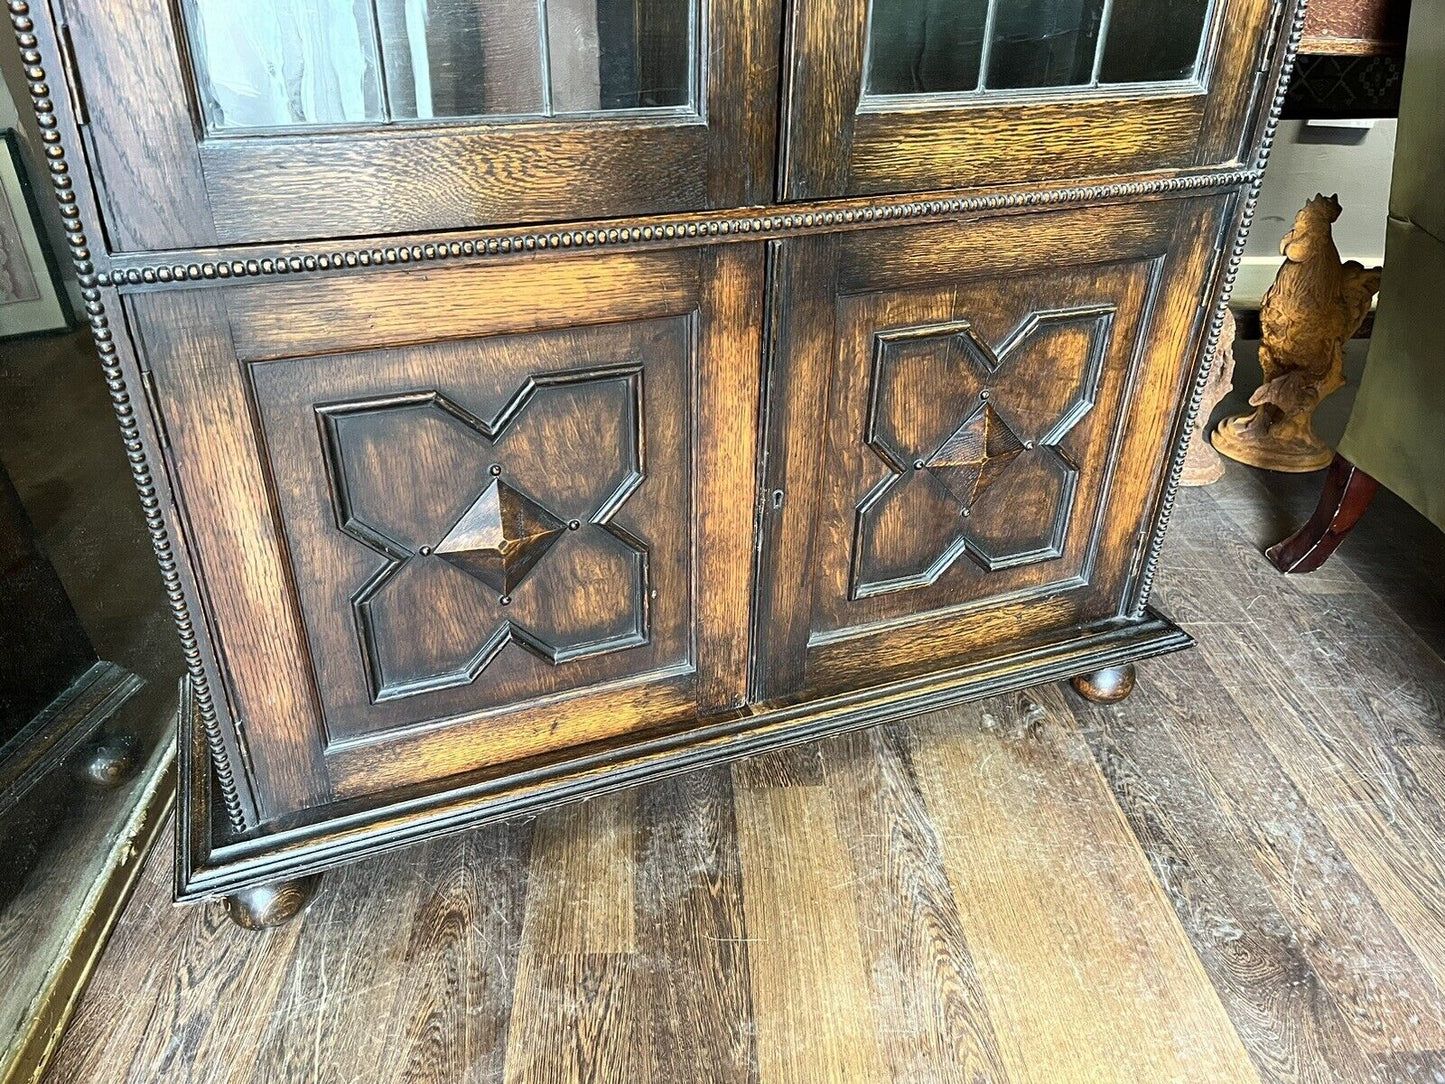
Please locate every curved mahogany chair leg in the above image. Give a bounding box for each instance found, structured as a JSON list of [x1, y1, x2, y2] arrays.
[[1266, 453, 1379, 574]]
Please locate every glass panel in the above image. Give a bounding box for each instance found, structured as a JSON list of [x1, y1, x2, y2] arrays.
[[374, 0, 546, 118], [554, 0, 693, 111], [183, 0, 387, 129], [1098, 0, 1211, 83], [865, 0, 990, 95], [987, 0, 1106, 90], [183, 0, 695, 131]]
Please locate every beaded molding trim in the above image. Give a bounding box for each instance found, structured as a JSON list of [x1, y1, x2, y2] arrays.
[[98, 168, 1259, 288], [1132, 0, 1308, 618], [6, 0, 249, 833]]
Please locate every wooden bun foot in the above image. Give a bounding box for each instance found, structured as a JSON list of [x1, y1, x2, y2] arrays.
[[73, 730, 141, 788], [223, 875, 321, 931], [1069, 664, 1137, 705]]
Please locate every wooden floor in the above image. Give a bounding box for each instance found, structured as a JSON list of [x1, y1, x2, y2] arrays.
[[45, 463, 1445, 1084]]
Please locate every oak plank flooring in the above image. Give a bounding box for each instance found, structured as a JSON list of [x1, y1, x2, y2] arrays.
[[820, 726, 1007, 1083], [909, 689, 1260, 1084], [731, 750, 889, 1084], [42, 464, 1445, 1083]]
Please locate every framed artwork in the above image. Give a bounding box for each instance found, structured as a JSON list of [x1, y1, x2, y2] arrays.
[[0, 129, 72, 340]]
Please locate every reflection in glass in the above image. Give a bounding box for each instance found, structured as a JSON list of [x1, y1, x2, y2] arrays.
[[184, 0, 386, 129], [183, 0, 695, 131], [866, 0, 989, 95], [1098, 0, 1211, 83], [861, 0, 1213, 100], [986, 0, 1106, 90]]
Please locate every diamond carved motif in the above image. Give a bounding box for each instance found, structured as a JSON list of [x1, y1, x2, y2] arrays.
[[434, 479, 567, 596], [924, 403, 1027, 511], [853, 306, 1115, 598], [316, 368, 648, 702]]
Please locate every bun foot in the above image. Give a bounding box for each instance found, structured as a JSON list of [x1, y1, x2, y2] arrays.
[[1069, 664, 1136, 705], [223, 875, 321, 930], [73, 730, 140, 788]]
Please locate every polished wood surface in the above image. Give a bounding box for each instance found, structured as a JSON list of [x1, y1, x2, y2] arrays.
[[1267, 453, 1381, 573], [780, 0, 1274, 199], [68, 0, 783, 247], [754, 197, 1228, 702], [44, 466, 1445, 1083], [1301, 0, 1411, 55], [1069, 663, 1136, 703], [17, 0, 1300, 907]]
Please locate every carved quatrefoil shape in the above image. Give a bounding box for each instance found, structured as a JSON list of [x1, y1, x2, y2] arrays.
[[853, 307, 1115, 598], [317, 367, 647, 703]]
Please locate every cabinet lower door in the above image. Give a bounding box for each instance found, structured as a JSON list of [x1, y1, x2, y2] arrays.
[[753, 195, 1232, 701], [130, 246, 762, 823]]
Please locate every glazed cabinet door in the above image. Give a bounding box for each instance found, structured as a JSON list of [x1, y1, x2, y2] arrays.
[[753, 195, 1232, 701], [128, 245, 762, 822], [780, 0, 1282, 198], [66, 0, 780, 248]]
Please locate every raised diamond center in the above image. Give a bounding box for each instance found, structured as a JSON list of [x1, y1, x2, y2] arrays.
[[434, 479, 566, 595], [924, 403, 1026, 510]]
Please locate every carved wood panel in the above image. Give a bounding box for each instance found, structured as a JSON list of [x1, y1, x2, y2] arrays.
[[754, 197, 1232, 700], [134, 246, 765, 810], [817, 262, 1159, 644], [853, 305, 1114, 597], [252, 317, 690, 745]]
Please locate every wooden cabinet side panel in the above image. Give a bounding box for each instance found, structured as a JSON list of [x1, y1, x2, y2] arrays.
[[130, 290, 331, 821]]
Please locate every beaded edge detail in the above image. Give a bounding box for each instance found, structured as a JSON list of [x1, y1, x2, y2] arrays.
[[6, 0, 248, 832], [97, 169, 1258, 288], [1132, 0, 1308, 618]]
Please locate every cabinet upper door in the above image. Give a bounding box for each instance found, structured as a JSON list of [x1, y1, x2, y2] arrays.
[[70, 0, 780, 249], [780, 0, 1280, 199]]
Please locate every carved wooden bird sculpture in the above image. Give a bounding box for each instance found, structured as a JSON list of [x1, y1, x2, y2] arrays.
[[1213, 193, 1382, 472]]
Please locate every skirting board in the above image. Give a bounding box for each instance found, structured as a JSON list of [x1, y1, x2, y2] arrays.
[[0, 739, 175, 1084]]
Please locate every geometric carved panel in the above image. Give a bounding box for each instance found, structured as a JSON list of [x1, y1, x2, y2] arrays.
[[852, 306, 1113, 598], [318, 367, 648, 703]]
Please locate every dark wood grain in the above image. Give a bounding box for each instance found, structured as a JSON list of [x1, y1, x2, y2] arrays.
[[1076, 659, 1378, 1084], [821, 726, 1008, 1083], [68, 0, 782, 249], [755, 196, 1227, 702], [634, 770, 757, 1083], [781, 0, 1277, 200], [1266, 453, 1380, 573]]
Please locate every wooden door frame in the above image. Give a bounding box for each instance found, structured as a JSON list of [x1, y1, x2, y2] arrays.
[[65, 0, 783, 249], [778, 0, 1280, 200]]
